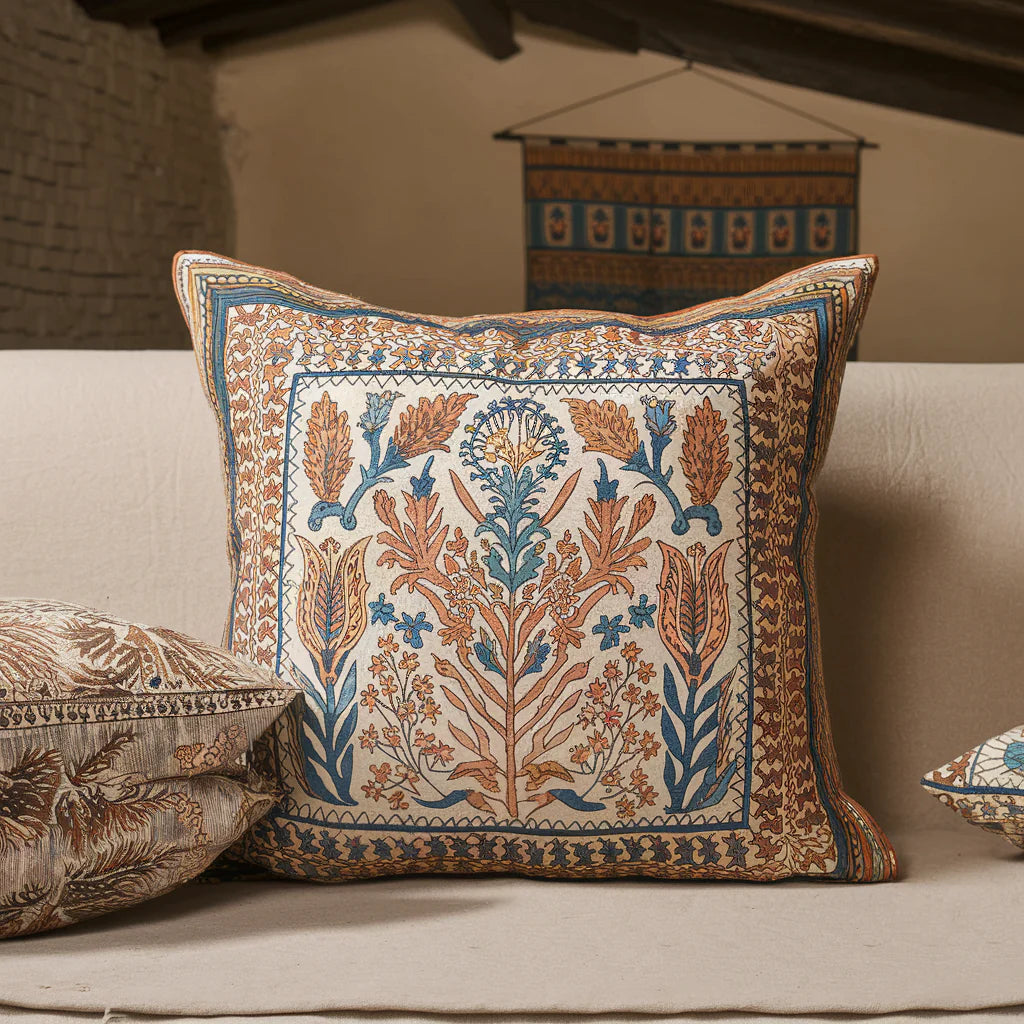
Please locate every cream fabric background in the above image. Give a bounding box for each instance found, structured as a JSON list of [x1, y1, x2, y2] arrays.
[[2, 352, 1020, 835]]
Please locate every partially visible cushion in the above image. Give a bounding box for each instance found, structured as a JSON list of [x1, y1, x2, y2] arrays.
[[0, 598, 298, 938], [922, 726, 1024, 850], [175, 251, 896, 883]]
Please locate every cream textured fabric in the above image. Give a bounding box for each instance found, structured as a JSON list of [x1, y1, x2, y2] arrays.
[[0, 830, 1021, 1017], [4, 1014, 1024, 1024]]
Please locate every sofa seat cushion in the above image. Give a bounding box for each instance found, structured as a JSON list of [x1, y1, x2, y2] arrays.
[[1, 828, 1021, 1018]]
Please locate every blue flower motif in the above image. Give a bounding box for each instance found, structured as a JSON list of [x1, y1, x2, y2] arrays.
[[410, 455, 436, 499], [368, 593, 396, 626], [358, 391, 400, 434], [467, 352, 485, 370], [593, 614, 629, 651], [397, 611, 433, 649], [368, 347, 386, 369], [578, 354, 597, 374], [642, 397, 676, 437], [593, 459, 619, 501], [628, 594, 656, 629]]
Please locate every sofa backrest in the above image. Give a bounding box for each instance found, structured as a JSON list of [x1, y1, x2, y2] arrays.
[[1, 351, 1020, 834]]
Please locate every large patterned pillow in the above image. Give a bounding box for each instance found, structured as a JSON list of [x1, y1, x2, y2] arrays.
[[0, 598, 297, 937], [174, 252, 895, 882], [922, 726, 1024, 850]]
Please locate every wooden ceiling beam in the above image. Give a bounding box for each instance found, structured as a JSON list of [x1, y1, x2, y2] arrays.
[[156, 0, 392, 48], [512, 0, 640, 54], [713, 0, 1024, 72], [77, 0, 216, 22], [593, 0, 1024, 135], [451, 0, 520, 60]]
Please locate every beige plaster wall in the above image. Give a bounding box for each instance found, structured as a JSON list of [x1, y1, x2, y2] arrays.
[[215, 0, 1024, 361]]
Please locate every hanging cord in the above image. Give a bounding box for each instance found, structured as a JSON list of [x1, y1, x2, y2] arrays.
[[493, 63, 693, 139], [493, 60, 875, 148], [690, 66, 871, 145]]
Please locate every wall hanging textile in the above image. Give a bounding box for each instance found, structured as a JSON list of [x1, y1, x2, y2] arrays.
[[522, 138, 862, 316], [174, 250, 895, 884], [0, 598, 298, 938]]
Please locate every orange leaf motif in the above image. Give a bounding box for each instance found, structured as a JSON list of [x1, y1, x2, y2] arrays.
[[392, 393, 474, 459], [517, 760, 573, 792], [303, 393, 352, 502], [562, 399, 639, 461], [679, 397, 732, 506], [466, 790, 498, 813]]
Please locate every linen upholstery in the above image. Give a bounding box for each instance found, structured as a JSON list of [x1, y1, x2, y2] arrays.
[[0, 830, 1021, 1019], [173, 252, 892, 882], [0, 353, 1022, 1016], [922, 725, 1024, 849], [0, 598, 297, 937]]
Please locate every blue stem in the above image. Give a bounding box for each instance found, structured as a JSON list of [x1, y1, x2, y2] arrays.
[[308, 428, 408, 531], [624, 451, 723, 536]]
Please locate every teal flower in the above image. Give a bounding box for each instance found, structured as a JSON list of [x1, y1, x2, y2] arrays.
[[628, 594, 656, 629], [593, 614, 629, 651], [642, 397, 676, 438], [369, 593, 396, 626], [398, 611, 433, 649], [358, 391, 401, 435]]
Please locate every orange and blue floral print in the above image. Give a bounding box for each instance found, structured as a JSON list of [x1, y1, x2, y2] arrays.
[[279, 383, 748, 828], [175, 250, 897, 882]]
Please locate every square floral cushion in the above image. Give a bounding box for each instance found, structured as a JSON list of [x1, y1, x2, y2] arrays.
[[922, 726, 1024, 850], [175, 251, 895, 882], [0, 598, 297, 937]]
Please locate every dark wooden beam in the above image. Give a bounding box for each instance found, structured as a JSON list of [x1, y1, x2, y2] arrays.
[[512, 0, 640, 53], [715, 0, 1024, 72], [156, 0, 391, 48], [595, 0, 1024, 134], [451, 0, 520, 60], [77, 0, 216, 22]]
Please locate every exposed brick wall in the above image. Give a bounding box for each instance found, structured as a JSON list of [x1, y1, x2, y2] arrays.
[[0, 0, 232, 349]]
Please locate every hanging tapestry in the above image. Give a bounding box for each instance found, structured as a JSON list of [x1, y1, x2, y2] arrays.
[[523, 139, 861, 315]]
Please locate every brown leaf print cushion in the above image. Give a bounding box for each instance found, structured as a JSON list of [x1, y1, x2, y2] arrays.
[[0, 598, 299, 938]]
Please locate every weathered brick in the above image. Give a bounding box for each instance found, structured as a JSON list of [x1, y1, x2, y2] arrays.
[[0, 0, 230, 351]]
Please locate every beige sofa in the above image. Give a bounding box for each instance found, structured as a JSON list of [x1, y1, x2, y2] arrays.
[[1, 352, 1022, 1023]]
